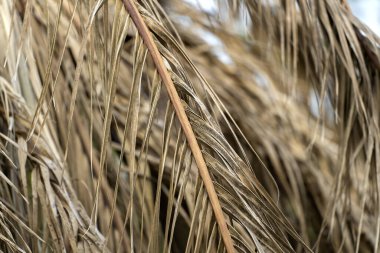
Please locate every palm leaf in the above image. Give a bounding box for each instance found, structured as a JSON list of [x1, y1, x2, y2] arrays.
[[0, 0, 379, 252]]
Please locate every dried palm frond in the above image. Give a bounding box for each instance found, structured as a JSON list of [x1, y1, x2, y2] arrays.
[[0, 0, 379, 252]]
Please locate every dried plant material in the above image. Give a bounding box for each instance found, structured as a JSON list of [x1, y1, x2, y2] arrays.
[[0, 0, 379, 252]]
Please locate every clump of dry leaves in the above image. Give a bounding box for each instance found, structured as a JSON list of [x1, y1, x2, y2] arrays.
[[0, 0, 379, 252]]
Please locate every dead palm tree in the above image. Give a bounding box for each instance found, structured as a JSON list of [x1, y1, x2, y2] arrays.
[[0, 0, 379, 252]]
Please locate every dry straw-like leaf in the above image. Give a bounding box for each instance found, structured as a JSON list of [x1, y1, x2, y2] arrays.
[[0, 0, 379, 252]]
